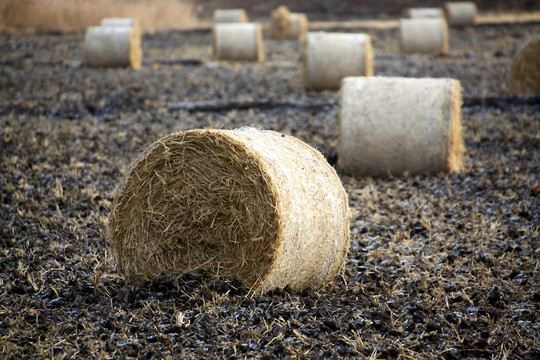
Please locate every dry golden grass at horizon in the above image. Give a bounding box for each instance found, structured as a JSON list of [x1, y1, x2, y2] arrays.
[[0, 0, 198, 32]]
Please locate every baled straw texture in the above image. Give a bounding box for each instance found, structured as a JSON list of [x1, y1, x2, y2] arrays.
[[303, 32, 373, 91], [509, 35, 540, 95], [444, 2, 478, 27], [213, 8, 248, 23], [269, 5, 292, 40], [400, 18, 449, 55], [406, 8, 444, 19], [287, 13, 309, 40], [108, 128, 350, 293], [338, 76, 466, 177], [83, 25, 142, 69], [213, 23, 264, 62]]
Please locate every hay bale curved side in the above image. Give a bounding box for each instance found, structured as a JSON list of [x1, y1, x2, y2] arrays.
[[338, 76, 465, 177], [108, 128, 350, 293], [406, 7, 444, 18], [269, 5, 292, 40], [83, 25, 142, 69], [303, 32, 373, 91], [213, 8, 248, 23], [509, 35, 540, 95], [287, 13, 309, 40], [444, 2, 477, 27], [400, 18, 449, 55], [100, 17, 141, 38], [213, 23, 264, 61]]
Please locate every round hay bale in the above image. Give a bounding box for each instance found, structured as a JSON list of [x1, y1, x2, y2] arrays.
[[399, 18, 449, 55], [83, 25, 142, 69], [213, 23, 264, 62], [287, 13, 309, 40], [509, 35, 540, 95], [338, 76, 466, 177], [406, 7, 444, 19], [444, 2, 478, 27], [303, 32, 373, 91], [213, 8, 248, 23], [269, 5, 292, 40], [108, 128, 350, 293], [100, 17, 141, 46]]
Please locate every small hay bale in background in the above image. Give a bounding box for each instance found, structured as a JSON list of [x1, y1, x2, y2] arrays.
[[287, 13, 309, 40], [338, 76, 466, 177], [83, 25, 142, 69], [400, 18, 449, 55], [303, 32, 373, 91], [213, 8, 248, 23], [444, 2, 478, 27], [108, 128, 350, 293], [213, 23, 264, 61], [269, 5, 292, 40], [406, 7, 444, 19], [509, 35, 540, 95]]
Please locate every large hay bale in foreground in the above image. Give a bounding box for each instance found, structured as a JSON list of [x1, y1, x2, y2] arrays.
[[444, 2, 478, 27], [303, 32, 373, 91], [83, 25, 142, 69], [269, 5, 292, 40], [509, 35, 540, 95], [213, 23, 264, 61], [406, 7, 444, 19], [338, 77, 466, 177], [400, 18, 449, 55], [109, 128, 350, 293], [213, 8, 248, 23]]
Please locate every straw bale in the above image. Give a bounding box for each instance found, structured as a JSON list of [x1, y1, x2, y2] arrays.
[[406, 8, 444, 19], [338, 76, 466, 177], [509, 35, 540, 95], [286, 13, 309, 40], [400, 18, 449, 55], [303, 32, 373, 91], [444, 2, 478, 27], [83, 25, 142, 69], [213, 8, 248, 23], [108, 128, 350, 293], [269, 5, 292, 40], [213, 23, 264, 61]]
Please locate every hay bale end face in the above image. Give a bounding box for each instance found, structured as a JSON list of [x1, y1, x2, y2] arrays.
[[108, 128, 350, 293], [269, 5, 292, 40], [213, 23, 264, 61], [509, 35, 540, 95], [338, 76, 466, 177], [303, 32, 373, 91], [83, 25, 142, 69], [400, 18, 449, 55], [444, 2, 478, 27], [213, 8, 248, 23]]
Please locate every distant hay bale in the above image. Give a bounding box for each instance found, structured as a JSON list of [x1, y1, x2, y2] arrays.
[[213, 8, 248, 23], [108, 128, 350, 293], [213, 23, 264, 61], [509, 36, 540, 95], [303, 32, 373, 91], [269, 5, 292, 40], [83, 25, 142, 69], [444, 2, 478, 27], [287, 13, 309, 40], [100, 17, 141, 42], [338, 77, 466, 177], [406, 7, 444, 19], [400, 18, 449, 55]]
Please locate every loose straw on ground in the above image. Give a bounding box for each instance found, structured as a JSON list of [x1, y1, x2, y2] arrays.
[[400, 18, 449, 55], [509, 35, 540, 95], [444, 2, 478, 27], [406, 8, 444, 19], [303, 32, 373, 91], [338, 76, 466, 177], [213, 9, 248, 23], [108, 128, 350, 293], [213, 23, 264, 61], [83, 25, 142, 69]]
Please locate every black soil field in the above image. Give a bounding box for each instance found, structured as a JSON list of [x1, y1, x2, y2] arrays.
[[1, 20, 539, 359]]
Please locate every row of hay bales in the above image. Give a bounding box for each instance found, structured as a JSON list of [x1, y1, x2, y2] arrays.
[[106, 4, 539, 294]]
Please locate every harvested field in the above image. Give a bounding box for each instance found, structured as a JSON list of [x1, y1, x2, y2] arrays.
[[1, 7, 539, 360]]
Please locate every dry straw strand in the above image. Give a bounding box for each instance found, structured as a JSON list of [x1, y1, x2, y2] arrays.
[[509, 35, 540, 95], [338, 76, 466, 177], [399, 17, 449, 55], [108, 128, 350, 293]]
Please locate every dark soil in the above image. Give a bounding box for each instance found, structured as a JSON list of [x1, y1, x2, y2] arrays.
[[1, 18, 539, 360]]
